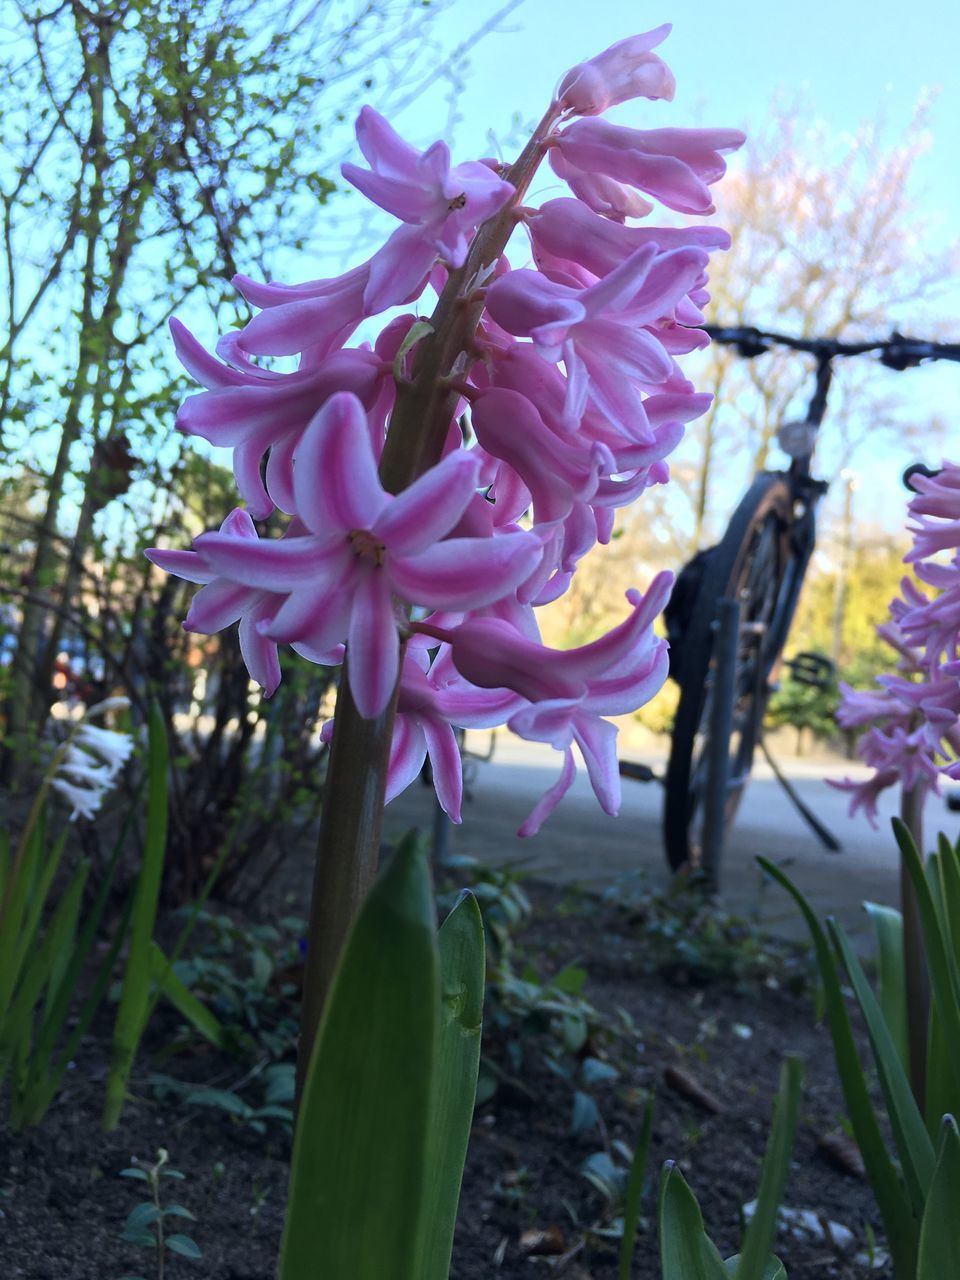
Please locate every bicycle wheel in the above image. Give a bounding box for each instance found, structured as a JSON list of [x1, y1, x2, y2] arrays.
[[663, 473, 802, 873]]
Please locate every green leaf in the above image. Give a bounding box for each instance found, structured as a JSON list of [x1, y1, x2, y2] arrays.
[[828, 920, 935, 1215], [104, 706, 169, 1131], [550, 964, 587, 994], [416, 891, 484, 1280], [658, 1162, 728, 1280], [917, 1117, 960, 1278], [725, 1258, 786, 1279], [119, 1167, 149, 1181], [893, 821, 960, 1104], [279, 834, 437, 1280], [864, 902, 908, 1070], [582, 1056, 619, 1086], [125, 1202, 161, 1230], [165, 1233, 202, 1259], [148, 943, 226, 1048], [758, 858, 918, 1277], [618, 1097, 653, 1280], [734, 1056, 802, 1280], [163, 1204, 196, 1221]]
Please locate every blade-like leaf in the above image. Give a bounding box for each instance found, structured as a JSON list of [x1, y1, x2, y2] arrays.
[[893, 821, 960, 1102], [619, 1096, 653, 1280], [658, 1162, 728, 1280], [828, 920, 935, 1214], [417, 891, 485, 1280], [917, 1116, 960, 1278], [279, 834, 437, 1280], [103, 705, 169, 1131], [758, 858, 918, 1276], [148, 943, 226, 1049], [725, 1258, 786, 1279], [735, 1056, 803, 1280], [864, 901, 908, 1070]]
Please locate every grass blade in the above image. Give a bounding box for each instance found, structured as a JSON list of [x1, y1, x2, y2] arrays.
[[758, 857, 919, 1276], [864, 901, 908, 1070], [417, 891, 485, 1280], [893, 820, 960, 1103], [735, 1056, 802, 1280], [279, 834, 437, 1280], [828, 921, 935, 1215], [103, 704, 169, 1130], [618, 1095, 654, 1280], [148, 943, 226, 1050]]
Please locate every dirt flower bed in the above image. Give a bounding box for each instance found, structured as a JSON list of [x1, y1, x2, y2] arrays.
[[0, 878, 890, 1279]]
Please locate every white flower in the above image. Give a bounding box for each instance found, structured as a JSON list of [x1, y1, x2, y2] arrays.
[[49, 700, 133, 822], [50, 776, 105, 823], [73, 724, 133, 778]]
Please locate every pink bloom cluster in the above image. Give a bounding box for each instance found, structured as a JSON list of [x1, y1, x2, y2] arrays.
[[830, 462, 960, 825], [148, 28, 743, 835]]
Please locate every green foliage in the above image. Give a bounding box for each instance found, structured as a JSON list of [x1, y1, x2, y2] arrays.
[[764, 668, 838, 751], [104, 705, 171, 1130], [279, 834, 485, 1280], [149, 1063, 294, 1136], [606, 872, 809, 993], [118, 1148, 201, 1278], [764, 824, 960, 1280], [0, 745, 138, 1128]]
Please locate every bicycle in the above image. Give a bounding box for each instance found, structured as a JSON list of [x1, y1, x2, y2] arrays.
[[645, 327, 960, 882]]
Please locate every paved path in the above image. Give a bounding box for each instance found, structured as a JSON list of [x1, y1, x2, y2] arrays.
[[385, 735, 960, 948]]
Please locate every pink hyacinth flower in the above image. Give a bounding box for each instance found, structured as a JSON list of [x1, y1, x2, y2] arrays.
[[341, 106, 515, 269], [420, 573, 673, 834], [193, 393, 543, 719], [147, 510, 285, 695], [557, 26, 676, 117], [552, 119, 745, 216]]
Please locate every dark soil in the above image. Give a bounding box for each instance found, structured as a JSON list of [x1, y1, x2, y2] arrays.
[[0, 879, 891, 1280]]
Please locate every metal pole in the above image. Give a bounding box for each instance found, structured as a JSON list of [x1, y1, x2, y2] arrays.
[[701, 597, 740, 892]]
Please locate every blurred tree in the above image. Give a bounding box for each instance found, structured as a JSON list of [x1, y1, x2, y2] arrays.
[[684, 95, 954, 549], [0, 0, 505, 775], [764, 673, 838, 756]]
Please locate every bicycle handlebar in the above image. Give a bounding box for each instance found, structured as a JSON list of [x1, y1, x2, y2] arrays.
[[704, 325, 960, 368]]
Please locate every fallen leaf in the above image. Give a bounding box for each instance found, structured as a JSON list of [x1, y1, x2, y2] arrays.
[[519, 1225, 566, 1255], [817, 1130, 865, 1177], [663, 1065, 724, 1114]]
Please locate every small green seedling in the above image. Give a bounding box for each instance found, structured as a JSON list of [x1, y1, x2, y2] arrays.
[[118, 1148, 201, 1280]]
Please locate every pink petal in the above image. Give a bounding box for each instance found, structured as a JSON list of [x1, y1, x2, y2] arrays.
[[422, 718, 463, 822], [391, 532, 543, 611], [239, 608, 281, 696], [374, 450, 481, 554], [196, 532, 336, 591], [295, 393, 387, 533], [145, 548, 212, 586], [233, 439, 273, 519], [364, 225, 439, 313], [517, 746, 577, 837], [385, 716, 429, 804], [571, 715, 620, 815], [184, 579, 254, 634], [347, 571, 400, 719]]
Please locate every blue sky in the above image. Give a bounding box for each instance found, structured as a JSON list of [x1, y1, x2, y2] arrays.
[[402, 0, 959, 234]]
